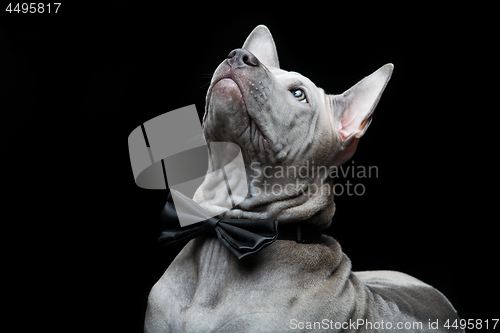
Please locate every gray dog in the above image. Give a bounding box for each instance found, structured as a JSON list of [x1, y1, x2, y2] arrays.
[[144, 25, 462, 332]]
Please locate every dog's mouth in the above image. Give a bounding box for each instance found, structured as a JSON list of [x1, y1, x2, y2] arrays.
[[206, 74, 272, 147]]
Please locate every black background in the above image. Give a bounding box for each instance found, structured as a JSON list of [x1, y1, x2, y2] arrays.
[[2, 3, 497, 332]]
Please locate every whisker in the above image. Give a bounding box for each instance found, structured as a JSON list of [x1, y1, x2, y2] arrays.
[[185, 133, 205, 147], [201, 72, 214, 79], [200, 72, 214, 89]]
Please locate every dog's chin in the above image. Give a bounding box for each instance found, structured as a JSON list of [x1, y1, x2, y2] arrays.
[[206, 79, 272, 163], [206, 78, 247, 141], [212, 78, 244, 105]]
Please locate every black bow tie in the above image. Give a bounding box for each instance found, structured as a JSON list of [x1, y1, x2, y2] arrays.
[[158, 191, 323, 259]]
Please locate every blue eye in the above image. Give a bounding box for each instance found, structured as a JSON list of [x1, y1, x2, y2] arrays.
[[291, 89, 307, 103]]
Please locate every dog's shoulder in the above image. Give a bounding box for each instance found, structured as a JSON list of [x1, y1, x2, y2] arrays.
[[355, 270, 428, 287]]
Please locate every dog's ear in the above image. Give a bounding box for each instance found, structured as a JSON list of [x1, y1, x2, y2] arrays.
[[331, 64, 393, 166], [242, 25, 279, 68]]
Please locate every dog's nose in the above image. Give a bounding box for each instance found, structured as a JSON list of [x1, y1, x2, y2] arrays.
[[226, 48, 259, 68]]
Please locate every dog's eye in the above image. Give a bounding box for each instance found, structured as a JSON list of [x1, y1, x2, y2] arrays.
[[291, 89, 307, 103]]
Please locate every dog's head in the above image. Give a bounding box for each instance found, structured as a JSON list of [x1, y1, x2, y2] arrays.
[[200, 25, 392, 225], [204, 25, 392, 169]]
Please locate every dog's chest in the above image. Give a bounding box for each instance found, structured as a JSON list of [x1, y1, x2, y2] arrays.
[[150, 238, 317, 333], [179, 295, 289, 333]]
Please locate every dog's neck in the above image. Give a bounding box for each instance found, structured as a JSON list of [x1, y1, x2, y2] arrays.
[[194, 158, 336, 229]]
